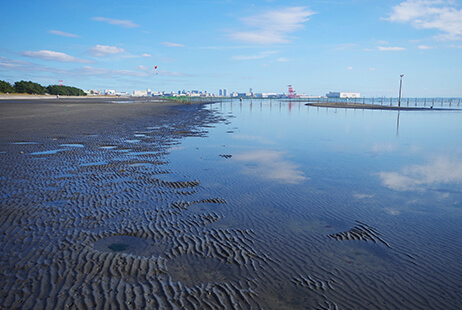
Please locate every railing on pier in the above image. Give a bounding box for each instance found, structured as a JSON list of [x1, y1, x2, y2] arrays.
[[302, 97, 462, 109]]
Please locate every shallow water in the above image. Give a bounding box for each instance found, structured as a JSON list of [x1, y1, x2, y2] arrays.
[[1, 101, 461, 309], [166, 100, 462, 308]]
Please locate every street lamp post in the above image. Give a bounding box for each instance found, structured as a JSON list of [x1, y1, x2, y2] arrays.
[[398, 74, 404, 107]]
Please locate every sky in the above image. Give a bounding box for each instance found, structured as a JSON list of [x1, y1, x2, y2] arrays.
[[1, 0, 461, 97]]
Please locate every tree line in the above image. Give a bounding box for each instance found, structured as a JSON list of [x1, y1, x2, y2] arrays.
[[0, 80, 86, 96]]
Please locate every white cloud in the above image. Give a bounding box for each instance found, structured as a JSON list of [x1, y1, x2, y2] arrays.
[[277, 57, 289, 62], [369, 67, 376, 71], [0, 56, 34, 69], [346, 66, 354, 70], [385, 0, 462, 40], [377, 46, 407, 51], [0, 56, 186, 80], [20, 50, 91, 63], [48, 30, 79, 38], [334, 43, 358, 50], [234, 150, 308, 184], [89, 45, 125, 57], [92, 17, 139, 28], [232, 51, 276, 60], [418, 44, 435, 49], [141, 53, 151, 57], [378, 156, 462, 191], [228, 7, 316, 44], [78, 66, 146, 77], [161, 42, 185, 47]]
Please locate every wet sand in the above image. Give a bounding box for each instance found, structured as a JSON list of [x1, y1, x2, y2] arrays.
[[1, 99, 257, 309], [2, 98, 461, 309]]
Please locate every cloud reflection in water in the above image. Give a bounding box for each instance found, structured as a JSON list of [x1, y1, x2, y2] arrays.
[[378, 156, 462, 191], [234, 150, 308, 184]]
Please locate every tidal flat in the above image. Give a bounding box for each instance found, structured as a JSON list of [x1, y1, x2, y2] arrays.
[[1, 98, 462, 309]]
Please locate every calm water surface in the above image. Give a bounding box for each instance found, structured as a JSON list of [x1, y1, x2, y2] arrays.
[[166, 100, 462, 309]]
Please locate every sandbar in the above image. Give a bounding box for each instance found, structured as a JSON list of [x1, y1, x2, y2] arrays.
[[305, 101, 448, 110]]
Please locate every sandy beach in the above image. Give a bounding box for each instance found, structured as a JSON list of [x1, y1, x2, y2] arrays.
[[0, 97, 180, 139]]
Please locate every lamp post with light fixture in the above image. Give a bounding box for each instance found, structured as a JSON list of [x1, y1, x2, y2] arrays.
[[398, 74, 404, 107]]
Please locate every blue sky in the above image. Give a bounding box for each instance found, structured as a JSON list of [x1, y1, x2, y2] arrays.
[[1, 0, 461, 97]]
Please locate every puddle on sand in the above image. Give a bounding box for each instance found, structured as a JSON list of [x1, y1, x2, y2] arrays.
[[126, 151, 159, 156], [124, 139, 141, 143], [12, 141, 38, 145], [60, 144, 85, 148], [108, 100, 135, 104], [99, 145, 117, 149], [31, 149, 65, 155], [167, 255, 244, 287], [94, 235, 169, 257]]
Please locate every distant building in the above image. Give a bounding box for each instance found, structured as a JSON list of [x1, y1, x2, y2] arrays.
[[219, 89, 228, 97], [104, 89, 116, 95], [133, 90, 148, 96], [85, 89, 101, 95], [326, 91, 360, 98], [115, 91, 130, 96], [237, 92, 252, 98], [255, 93, 279, 98]]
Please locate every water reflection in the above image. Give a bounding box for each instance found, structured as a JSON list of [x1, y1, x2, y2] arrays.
[[232, 134, 275, 145], [378, 156, 462, 191], [233, 149, 308, 184], [370, 142, 398, 155]]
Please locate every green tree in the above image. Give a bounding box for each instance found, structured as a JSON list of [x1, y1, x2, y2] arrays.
[[0, 80, 15, 93], [46, 85, 86, 96], [14, 80, 47, 94]]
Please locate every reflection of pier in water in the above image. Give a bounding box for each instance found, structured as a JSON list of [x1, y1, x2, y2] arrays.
[[218, 98, 305, 114]]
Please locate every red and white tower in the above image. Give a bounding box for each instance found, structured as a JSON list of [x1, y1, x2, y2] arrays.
[[287, 85, 297, 98]]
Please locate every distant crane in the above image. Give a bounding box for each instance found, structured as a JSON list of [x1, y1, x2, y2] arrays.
[[287, 85, 297, 98]]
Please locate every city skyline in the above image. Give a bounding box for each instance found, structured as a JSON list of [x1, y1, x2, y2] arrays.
[[1, 0, 462, 97]]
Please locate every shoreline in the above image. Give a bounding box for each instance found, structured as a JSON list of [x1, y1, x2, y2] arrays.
[[0, 95, 169, 103], [0, 94, 120, 100]]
